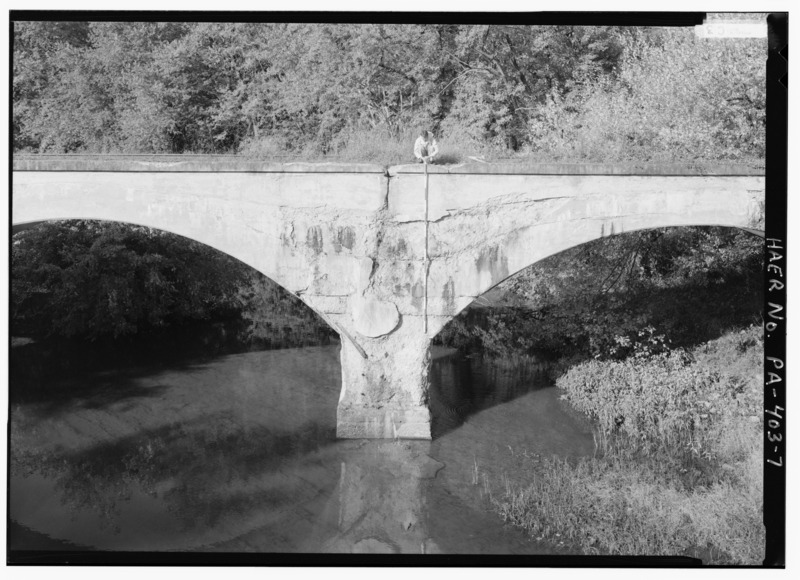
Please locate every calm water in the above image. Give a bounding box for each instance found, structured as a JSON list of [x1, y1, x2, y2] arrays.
[[9, 342, 594, 555]]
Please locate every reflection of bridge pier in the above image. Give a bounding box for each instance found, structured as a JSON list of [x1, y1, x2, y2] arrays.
[[13, 156, 765, 439], [318, 441, 444, 554]]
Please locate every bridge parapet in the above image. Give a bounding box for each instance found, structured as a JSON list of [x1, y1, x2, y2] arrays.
[[13, 155, 763, 175], [12, 154, 388, 174]]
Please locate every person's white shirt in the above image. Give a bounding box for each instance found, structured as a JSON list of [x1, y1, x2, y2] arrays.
[[414, 133, 439, 163]]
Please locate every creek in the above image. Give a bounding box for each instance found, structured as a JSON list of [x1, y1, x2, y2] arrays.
[[9, 337, 595, 555]]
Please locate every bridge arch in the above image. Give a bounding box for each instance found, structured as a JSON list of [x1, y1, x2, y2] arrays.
[[12, 215, 340, 334], [12, 216, 342, 338], [11, 158, 392, 344], [427, 222, 764, 442], [416, 168, 765, 336], [440, 221, 765, 326]]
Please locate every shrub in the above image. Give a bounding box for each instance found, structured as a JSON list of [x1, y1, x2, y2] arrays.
[[557, 349, 715, 456], [493, 325, 764, 564], [11, 221, 249, 340], [235, 272, 337, 348], [238, 135, 291, 159], [237, 124, 477, 166], [326, 125, 417, 164], [556, 326, 762, 460], [527, 30, 765, 164], [495, 444, 764, 564]]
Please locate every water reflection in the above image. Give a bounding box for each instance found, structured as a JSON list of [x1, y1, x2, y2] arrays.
[[429, 347, 553, 437], [320, 441, 443, 554], [10, 343, 593, 555]]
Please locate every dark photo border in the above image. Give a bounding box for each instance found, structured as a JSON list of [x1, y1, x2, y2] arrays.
[[6, 9, 788, 568]]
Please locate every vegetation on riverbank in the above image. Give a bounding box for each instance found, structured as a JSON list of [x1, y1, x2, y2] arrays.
[[12, 220, 335, 347], [436, 223, 764, 564], [490, 326, 763, 564], [11, 220, 338, 393], [435, 225, 763, 362]]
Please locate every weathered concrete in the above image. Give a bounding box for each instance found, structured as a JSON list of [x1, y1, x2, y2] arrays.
[[12, 156, 765, 439]]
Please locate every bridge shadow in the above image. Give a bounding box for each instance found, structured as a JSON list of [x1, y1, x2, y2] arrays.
[[10, 316, 340, 414], [9, 414, 339, 543], [428, 348, 553, 439], [10, 332, 233, 418]]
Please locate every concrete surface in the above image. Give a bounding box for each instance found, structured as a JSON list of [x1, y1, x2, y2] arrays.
[[12, 156, 766, 439]]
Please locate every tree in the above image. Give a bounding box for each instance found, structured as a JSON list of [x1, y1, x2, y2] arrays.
[[13, 22, 765, 162], [260, 23, 455, 152], [441, 25, 627, 151], [14, 21, 107, 152], [12, 221, 250, 340], [528, 29, 766, 162]]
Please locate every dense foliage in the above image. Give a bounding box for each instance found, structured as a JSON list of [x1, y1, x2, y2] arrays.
[[14, 22, 765, 163], [235, 273, 338, 349], [558, 328, 761, 460], [11, 221, 247, 339], [494, 326, 764, 564], [436, 226, 764, 360], [11, 220, 334, 345], [530, 30, 766, 163]]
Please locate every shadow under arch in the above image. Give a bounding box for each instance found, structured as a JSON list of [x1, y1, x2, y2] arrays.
[[443, 222, 765, 326], [11, 216, 342, 337], [428, 224, 764, 439], [11, 218, 343, 406], [10, 219, 351, 550]]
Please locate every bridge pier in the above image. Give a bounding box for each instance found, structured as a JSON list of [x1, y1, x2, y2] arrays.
[[336, 318, 432, 439]]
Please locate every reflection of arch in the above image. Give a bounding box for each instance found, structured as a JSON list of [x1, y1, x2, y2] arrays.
[[11, 217, 339, 335], [442, 221, 764, 325]]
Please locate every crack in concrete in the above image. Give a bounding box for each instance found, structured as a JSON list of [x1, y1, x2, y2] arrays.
[[430, 194, 573, 223], [382, 176, 391, 211], [365, 259, 380, 294]]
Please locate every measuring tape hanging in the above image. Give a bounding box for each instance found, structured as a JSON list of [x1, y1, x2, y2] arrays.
[[423, 163, 430, 335]]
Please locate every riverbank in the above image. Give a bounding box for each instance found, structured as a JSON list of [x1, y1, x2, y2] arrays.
[[480, 325, 764, 565]]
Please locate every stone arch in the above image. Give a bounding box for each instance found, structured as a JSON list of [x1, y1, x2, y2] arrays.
[[432, 221, 764, 336], [10, 164, 389, 337], [11, 214, 342, 334], [425, 176, 765, 336]]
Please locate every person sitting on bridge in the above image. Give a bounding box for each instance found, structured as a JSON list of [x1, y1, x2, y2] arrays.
[[414, 129, 439, 164]]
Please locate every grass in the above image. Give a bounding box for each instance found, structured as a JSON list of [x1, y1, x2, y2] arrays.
[[492, 440, 763, 563], [234, 127, 764, 170], [484, 325, 765, 565], [29, 134, 764, 173]]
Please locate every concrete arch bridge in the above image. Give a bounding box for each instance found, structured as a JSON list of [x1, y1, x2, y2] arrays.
[[12, 156, 764, 439]]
